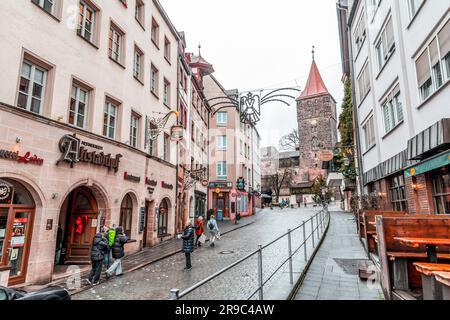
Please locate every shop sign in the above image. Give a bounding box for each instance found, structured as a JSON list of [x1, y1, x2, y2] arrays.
[[0, 181, 12, 204], [145, 178, 158, 186], [405, 151, 450, 178], [319, 150, 334, 162], [124, 172, 141, 183], [209, 182, 232, 189], [56, 134, 122, 172], [201, 179, 209, 187], [0, 149, 44, 166], [237, 178, 246, 191], [139, 207, 146, 233], [161, 181, 174, 190]]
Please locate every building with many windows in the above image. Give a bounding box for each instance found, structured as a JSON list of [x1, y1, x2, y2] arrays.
[[203, 74, 260, 220], [0, 0, 181, 286], [340, 0, 449, 214]]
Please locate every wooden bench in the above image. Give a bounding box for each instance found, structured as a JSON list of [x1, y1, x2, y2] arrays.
[[376, 216, 450, 300], [361, 210, 407, 254], [414, 263, 450, 300], [433, 272, 450, 300]]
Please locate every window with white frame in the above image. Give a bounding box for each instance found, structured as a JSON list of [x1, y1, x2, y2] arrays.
[[216, 112, 228, 126], [130, 113, 139, 148], [109, 23, 124, 64], [357, 63, 370, 103], [69, 84, 89, 129], [151, 64, 159, 96], [381, 84, 403, 134], [133, 46, 143, 81], [103, 101, 118, 139], [163, 79, 170, 106], [409, 0, 424, 19], [369, 0, 381, 15], [375, 17, 395, 72], [77, 1, 95, 43], [32, 0, 55, 15], [164, 37, 171, 62], [415, 19, 450, 102], [17, 61, 47, 114], [362, 115, 376, 151], [217, 162, 227, 180], [353, 11, 366, 53], [217, 136, 227, 151]]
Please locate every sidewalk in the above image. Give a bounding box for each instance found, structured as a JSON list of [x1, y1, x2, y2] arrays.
[[294, 210, 384, 300], [27, 211, 261, 294]]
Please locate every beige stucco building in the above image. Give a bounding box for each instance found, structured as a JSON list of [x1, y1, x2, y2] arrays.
[[0, 0, 180, 287]]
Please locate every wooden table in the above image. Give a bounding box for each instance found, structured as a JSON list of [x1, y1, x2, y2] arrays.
[[394, 237, 450, 263]]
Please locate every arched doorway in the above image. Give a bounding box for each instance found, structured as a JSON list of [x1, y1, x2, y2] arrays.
[[57, 187, 98, 265], [120, 194, 133, 238], [0, 178, 36, 286], [158, 198, 170, 236]]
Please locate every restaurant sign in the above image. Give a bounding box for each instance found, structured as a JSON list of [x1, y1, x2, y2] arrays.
[[124, 172, 141, 183], [0, 149, 44, 166], [56, 134, 122, 172]]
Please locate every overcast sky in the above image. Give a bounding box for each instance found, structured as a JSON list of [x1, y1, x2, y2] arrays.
[[160, 0, 344, 149]]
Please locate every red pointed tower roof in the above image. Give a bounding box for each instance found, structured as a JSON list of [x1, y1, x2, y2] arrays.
[[298, 58, 330, 100]]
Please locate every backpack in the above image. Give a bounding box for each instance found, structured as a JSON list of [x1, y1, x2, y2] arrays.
[[208, 221, 214, 230], [108, 229, 116, 247]]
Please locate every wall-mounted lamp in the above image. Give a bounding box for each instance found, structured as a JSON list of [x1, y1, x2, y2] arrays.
[[16, 137, 23, 143], [412, 183, 418, 191], [51, 193, 59, 199]]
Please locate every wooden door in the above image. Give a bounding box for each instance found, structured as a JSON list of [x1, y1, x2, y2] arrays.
[[64, 188, 98, 265], [6, 207, 35, 286]]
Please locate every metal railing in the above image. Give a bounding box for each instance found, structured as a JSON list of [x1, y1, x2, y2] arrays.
[[170, 207, 330, 300]]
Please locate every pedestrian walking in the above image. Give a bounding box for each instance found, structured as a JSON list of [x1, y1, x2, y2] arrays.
[[87, 231, 108, 285], [194, 216, 205, 248], [235, 211, 241, 225], [181, 220, 195, 271], [106, 226, 127, 279], [207, 214, 220, 247]]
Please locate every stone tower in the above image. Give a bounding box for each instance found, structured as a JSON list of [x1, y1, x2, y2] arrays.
[[296, 56, 337, 183]]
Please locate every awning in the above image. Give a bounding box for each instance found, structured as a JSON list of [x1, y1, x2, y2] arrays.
[[405, 150, 450, 177]]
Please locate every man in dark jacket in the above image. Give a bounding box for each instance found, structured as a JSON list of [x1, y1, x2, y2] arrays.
[[181, 221, 195, 271], [87, 232, 108, 285], [106, 226, 127, 278]]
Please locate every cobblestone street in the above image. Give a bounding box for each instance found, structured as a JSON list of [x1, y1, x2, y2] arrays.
[[73, 206, 322, 300]]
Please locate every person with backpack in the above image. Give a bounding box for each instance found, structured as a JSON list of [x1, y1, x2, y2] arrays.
[[103, 225, 115, 269], [181, 220, 195, 271], [207, 214, 220, 247], [87, 231, 108, 285], [194, 216, 205, 248], [106, 226, 127, 278]]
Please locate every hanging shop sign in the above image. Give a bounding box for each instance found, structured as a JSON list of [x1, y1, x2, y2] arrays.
[[161, 181, 174, 190], [124, 172, 141, 183], [236, 178, 246, 191], [56, 134, 122, 172], [0, 149, 44, 166]]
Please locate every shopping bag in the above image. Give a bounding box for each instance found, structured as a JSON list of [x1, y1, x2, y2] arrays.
[[216, 232, 221, 240], [198, 234, 207, 244]]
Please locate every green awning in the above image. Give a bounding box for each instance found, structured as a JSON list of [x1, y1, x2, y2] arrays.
[[405, 150, 450, 177]]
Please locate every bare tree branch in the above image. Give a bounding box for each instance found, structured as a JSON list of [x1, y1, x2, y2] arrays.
[[279, 129, 300, 151]]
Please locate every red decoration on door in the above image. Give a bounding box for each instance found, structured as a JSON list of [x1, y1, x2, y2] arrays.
[[74, 215, 89, 235]]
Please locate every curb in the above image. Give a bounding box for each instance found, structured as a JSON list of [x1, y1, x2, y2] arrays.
[[69, 218, 257, 296]]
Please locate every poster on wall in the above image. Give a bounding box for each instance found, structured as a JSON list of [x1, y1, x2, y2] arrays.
[[11, 236, 25, 247], [9, 248, 19, 261]]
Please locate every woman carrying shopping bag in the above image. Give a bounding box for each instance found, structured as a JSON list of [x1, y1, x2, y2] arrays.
[[194, 216, 205, 248]]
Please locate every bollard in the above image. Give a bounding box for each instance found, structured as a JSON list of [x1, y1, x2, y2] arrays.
[[257, 244, 264, 300], [288, 229, 293, 285], [311, 218, 315, 248], [170, 288, 180, 300], [302, 221, 307, 261]]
